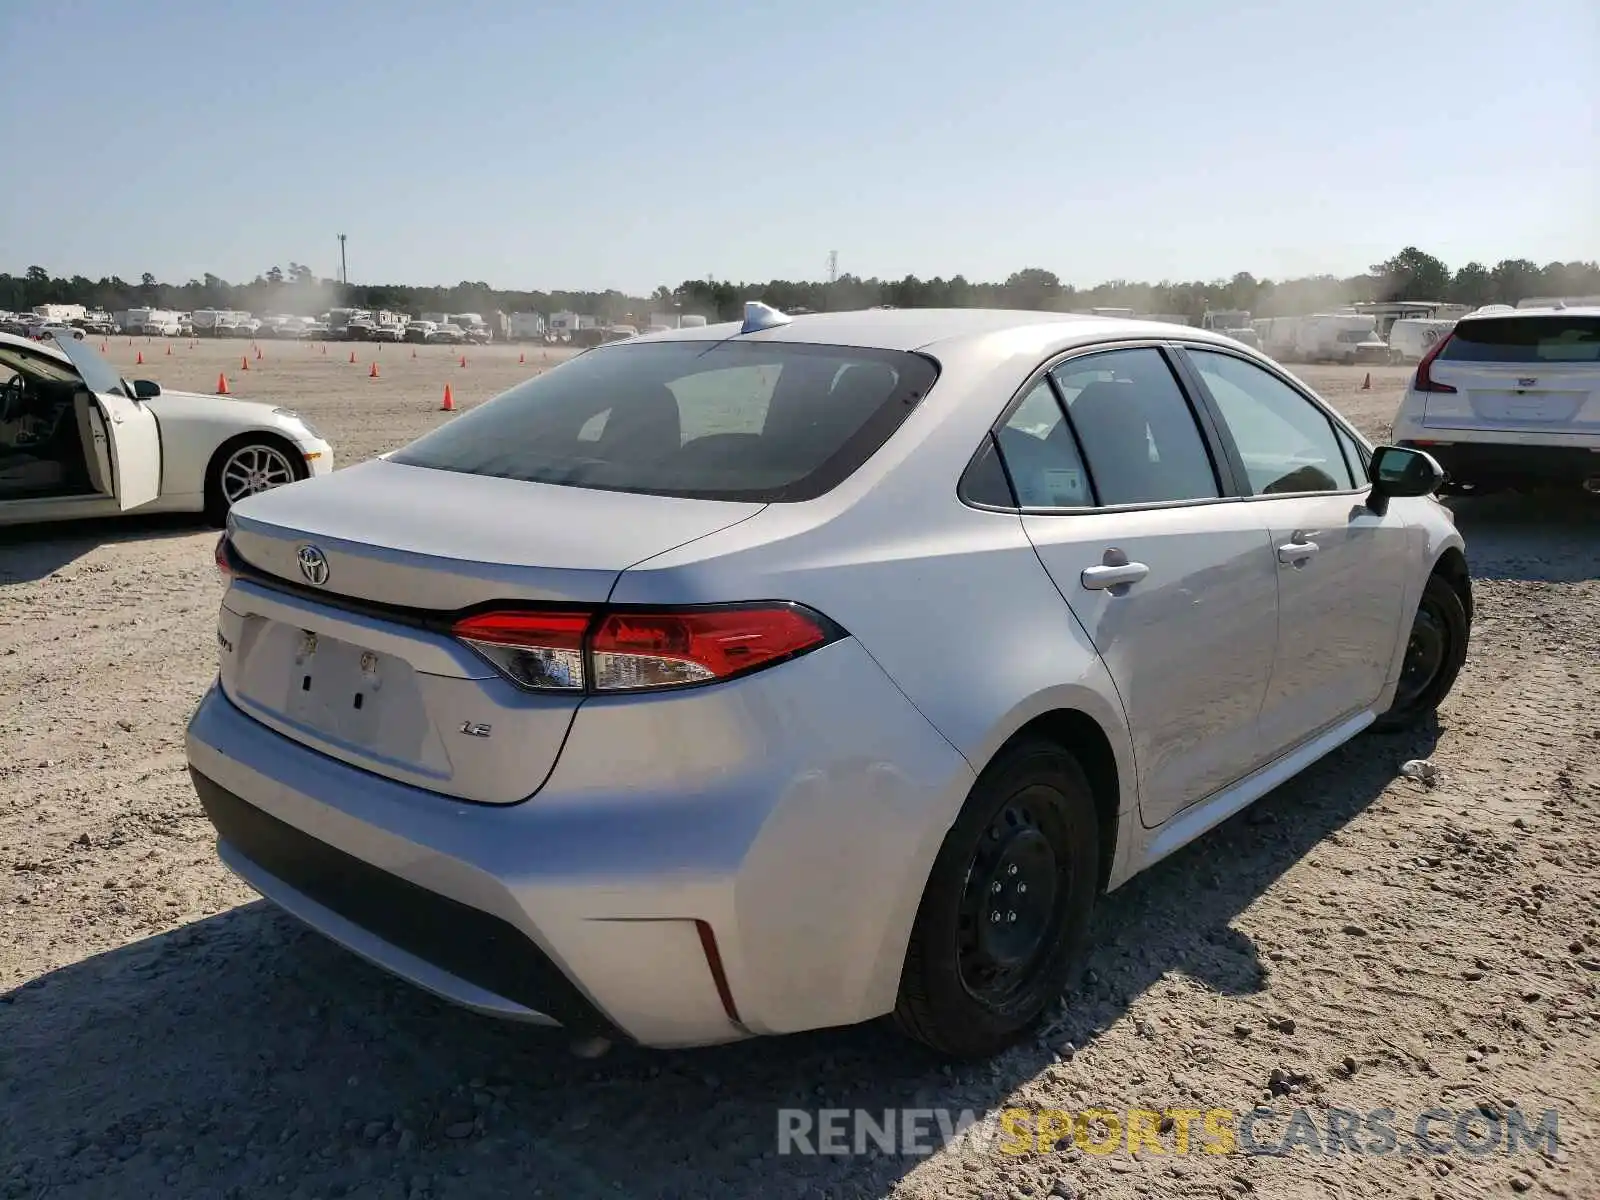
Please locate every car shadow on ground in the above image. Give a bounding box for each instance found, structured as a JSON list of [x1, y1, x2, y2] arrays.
[[1445, 491, 1599, 583], [1, 721, 1436, 1200], [0, 513, 211, 585]]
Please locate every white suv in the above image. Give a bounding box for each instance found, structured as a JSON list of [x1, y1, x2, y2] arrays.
[[1392, 306, 1600, 494]]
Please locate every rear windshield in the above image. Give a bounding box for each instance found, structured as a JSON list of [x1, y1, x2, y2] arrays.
[[1441, 315, 1600, 363], [388, 339, 939, 502]]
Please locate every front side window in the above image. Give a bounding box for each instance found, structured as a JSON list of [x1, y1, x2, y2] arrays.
[[1050, 348, 1220, 506], [388, 340, 937, 502], [1186, 349, 1356, 494], [1335, 424, 1371, 486]]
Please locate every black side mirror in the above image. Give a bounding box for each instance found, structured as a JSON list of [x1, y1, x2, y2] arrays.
[[132, 379, 162, 399], [1367, 444, 1444, 514]]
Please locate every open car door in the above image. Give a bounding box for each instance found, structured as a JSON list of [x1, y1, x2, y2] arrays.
[[47, 333, 161, 510]]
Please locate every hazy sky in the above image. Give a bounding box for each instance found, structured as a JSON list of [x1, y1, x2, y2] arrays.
[[3, 0, 1594, 293]]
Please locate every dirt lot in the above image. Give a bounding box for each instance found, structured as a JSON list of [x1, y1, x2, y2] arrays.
[[2, 340, 1596, 1200]]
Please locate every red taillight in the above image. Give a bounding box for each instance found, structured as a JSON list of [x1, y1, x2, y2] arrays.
[[591, 606, 832, 690], [215, 533, 232, 580], [450, 604, 837, 693], [1414, 334, 1456, 393], [452, 610, 591, 691]]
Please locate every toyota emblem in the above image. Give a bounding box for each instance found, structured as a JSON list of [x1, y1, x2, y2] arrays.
[[297, 544, 330, 586]]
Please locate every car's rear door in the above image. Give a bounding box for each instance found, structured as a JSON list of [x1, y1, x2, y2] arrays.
[[1176, 346, 1409, 758], [1421, 313, 1600, 437], [993, 345, 1279, 829], [48, 333, 161, 510]]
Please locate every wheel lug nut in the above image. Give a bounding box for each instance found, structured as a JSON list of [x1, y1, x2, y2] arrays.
[[1017, 883, 1027, 894], [1007, 911, 1017, 923], [991, 881, 1001, 894], [1007, 864, 1018, 876], [990, 911, 1000, 923]]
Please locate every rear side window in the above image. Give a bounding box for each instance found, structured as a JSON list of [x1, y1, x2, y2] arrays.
[[1049, 348, 1221, 506], [995, 381, 1091, 507], [388, 341, 937, 502], [1440, 315, 1600, 363]]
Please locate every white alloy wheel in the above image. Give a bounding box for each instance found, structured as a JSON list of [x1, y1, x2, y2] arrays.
[[220, 443, 298, 505]]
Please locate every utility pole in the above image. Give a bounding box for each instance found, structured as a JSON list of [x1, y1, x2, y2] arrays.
[[338, 234, 348, 289]]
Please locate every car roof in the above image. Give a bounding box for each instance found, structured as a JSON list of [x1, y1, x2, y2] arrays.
[[1458, 304, 1600, 322], [627, 307, 1247, 355], [0, 330, 72, 362]]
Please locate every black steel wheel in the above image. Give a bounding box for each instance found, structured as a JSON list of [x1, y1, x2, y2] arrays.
[[955, 787, 1073, 1008], [1374, 572, 1470, 731], [895, 739, 1100, 1060]]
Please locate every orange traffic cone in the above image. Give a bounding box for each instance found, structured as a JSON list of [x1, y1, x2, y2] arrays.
[[99, 342, 107, 352], [369, 362, 380, 379], [255, 347, 263, 361], [1361, 372, 1371, 391], [349, 350, 356, 364], [411, 347, 416, 358], [135, 351, 144, 365], [458, 354, 467, 368], [216, 373, 230, 395], [440, 384, 455, 412], [241, 356, 250, 372], [518, 351, 525, 364], [166, 345, 172, 355]]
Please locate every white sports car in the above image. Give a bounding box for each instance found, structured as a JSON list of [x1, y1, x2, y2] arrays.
[[0, 331, 332, 527]]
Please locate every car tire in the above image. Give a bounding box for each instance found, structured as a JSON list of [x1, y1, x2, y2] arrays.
[[894, 738, 1099, 1060], [203, 434, 307, 527], [1372, 572, 1469, 732]]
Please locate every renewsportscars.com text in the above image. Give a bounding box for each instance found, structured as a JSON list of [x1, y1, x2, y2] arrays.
[[776, 1105, 1561, 1159]]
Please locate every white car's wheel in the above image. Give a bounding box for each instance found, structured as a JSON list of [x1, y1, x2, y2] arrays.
[[205, 437, 305, 526]]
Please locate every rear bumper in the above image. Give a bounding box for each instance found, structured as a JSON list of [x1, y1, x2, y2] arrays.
[[192, 767, 614, 1035], [1398, 439, 1600, 488], [184, 638, 973, 1048]]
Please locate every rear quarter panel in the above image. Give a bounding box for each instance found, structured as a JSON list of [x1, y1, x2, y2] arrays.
[[608, 332, 1142, 881]]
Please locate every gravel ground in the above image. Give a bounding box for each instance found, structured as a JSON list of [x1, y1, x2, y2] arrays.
[[1, 344, 1596, 1200]]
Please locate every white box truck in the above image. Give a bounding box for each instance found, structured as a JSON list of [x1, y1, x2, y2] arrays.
[[1293, 313, 1388, 365], [507, 312, 546, 341], [1386, 318, 1456, 363]]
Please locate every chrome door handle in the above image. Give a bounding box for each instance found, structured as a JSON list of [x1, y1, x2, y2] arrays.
[[1081, 562, 1150, 590], [1277, 533, 1320, 564]]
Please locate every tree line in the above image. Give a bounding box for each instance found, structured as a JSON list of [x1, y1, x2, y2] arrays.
[[3, 248, 1596, 327]]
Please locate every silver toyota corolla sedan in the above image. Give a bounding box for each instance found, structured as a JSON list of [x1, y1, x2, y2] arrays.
[[186, 305, 1471, 1060]]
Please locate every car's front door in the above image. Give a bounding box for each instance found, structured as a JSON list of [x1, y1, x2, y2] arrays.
[[48, 334, 161, 511], [994, 346, 1279, 828], [1179, 347, 1410, 757]]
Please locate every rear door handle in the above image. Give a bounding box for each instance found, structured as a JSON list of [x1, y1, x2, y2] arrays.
[[1277, 533, 1320, 564], [1081, 562, 1150, 590]]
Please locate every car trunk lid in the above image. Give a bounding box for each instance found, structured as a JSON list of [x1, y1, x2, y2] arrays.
[[219, 459, 763, 803]]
